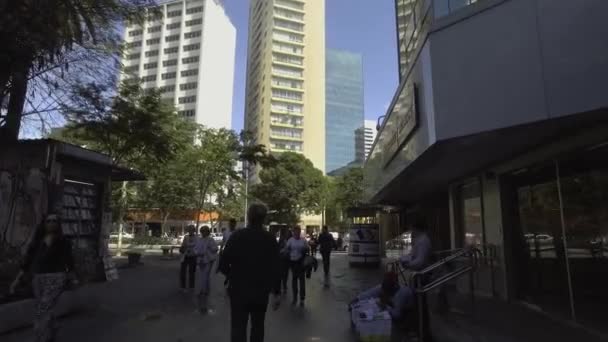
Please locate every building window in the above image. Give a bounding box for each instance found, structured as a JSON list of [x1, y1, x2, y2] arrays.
[[182, 56, 199, 64], [179, 109, 196, 117], [126, 41, 142, 48], [274, 8, 304, 21], [178, 95, 197, 104], [165, 34, 180, 42], [272, 89, 302, 101], [274, 18, 304, 32], [275, 0, 304, 10], [272, 53, 303, 66], [186, 6, 203, 14], [123, 65, 138, 73], [126, 53, 140, 60], [129, 29, 143, 37], [179, 82, 198, 91], [163, 59, 178, 67], [185, 18, 203, 26], [161, 72, 177, 80], [147, 26, 162, 33], [159, 85, 176, 93], [143, 62, 158, 70], [146, 37, 160, 45], [272, 31, 303, 43], [271, 101, 302, 114], [164, 47, 179, 54], [272, 77, 303, 89], [141, 75, 157, 82], [167, 10, 182, 18], [181, 69, 199, 77], [184, 31, 202, 39], [183, 43, 200, 51], [166, 22, 181, 30], [455, 180, 484, 249], [145, 50, 159, 57], [272, 65, 303, 78]]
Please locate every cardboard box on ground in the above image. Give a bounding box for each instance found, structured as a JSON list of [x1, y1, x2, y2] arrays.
[[350, 299, 392, 342]]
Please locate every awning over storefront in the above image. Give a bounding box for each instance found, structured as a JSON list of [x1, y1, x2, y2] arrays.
[[370, 108, 608, 205]]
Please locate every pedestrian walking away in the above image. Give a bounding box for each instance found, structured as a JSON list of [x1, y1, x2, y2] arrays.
[[282, 226, 310, 306], [195, 225, 218, 314], [277, 227, 292, 294], [318, 225, 336, 287], [9, 214, 78, 342], [309, 234, 318, 257], [219, 203, 281, 342], [179, 225, 197, 292]]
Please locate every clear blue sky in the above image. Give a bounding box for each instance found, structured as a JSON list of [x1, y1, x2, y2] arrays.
[[223, 0, 399, 131]]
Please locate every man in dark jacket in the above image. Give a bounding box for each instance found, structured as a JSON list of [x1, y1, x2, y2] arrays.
[[219, 203, 281, 342], [318, 225, 336, 287]]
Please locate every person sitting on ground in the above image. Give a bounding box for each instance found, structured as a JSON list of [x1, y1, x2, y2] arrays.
[[352, 271, 413, 321]]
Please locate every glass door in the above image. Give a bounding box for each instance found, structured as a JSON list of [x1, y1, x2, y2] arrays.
[[509, 164, 572, 319], [558, 145, 608, 333]]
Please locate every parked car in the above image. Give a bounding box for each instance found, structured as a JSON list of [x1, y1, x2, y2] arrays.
[[110, 232, 134, 240], [211, 232, 223, 243]]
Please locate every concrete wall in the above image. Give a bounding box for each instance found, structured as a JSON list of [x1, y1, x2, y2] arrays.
[[430, 0, 608, 140]]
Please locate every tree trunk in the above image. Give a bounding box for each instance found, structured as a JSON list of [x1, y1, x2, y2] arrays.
[[161, 212, 170, 236], [1, 63, 29, 142]]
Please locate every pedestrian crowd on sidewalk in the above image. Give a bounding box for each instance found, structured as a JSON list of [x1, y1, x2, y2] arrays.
[[7, 204, 433, 342]]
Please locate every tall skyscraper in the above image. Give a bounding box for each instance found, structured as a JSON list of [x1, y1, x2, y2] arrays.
[[120, 0, 236, 129], [325, 49, 364, 174], [355, 119, 377, 162], [244, 0, 326, 172]]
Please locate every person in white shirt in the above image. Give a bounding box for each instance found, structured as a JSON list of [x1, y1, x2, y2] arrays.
[[282, 226, 309, 306], [399, 220, 432, 271], [195, 225, 218, 314]]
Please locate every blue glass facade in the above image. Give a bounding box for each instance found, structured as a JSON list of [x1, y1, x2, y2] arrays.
[[325, 49, 364, 174]]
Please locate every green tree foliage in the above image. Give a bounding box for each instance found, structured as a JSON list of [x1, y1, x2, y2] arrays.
[[60, 80, 194, 168], [335, 167, 366, 209], [0, 0, 154, 141], [251, 152, 326, 225]]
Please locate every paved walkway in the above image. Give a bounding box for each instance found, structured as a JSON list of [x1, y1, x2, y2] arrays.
[[2, 253, 382, 342]]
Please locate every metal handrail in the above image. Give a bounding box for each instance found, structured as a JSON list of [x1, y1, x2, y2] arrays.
[[399, 247, 482, 342]]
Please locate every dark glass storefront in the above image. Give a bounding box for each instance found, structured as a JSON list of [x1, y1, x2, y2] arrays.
[[505, 143, 608, 332]]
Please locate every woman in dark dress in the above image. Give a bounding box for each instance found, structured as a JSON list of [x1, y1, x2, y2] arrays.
[[10, 214, 77, 342]]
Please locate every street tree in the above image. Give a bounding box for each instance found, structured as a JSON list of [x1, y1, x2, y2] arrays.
[[56, 80, 193, 229], [251, 152, 326, 226], [0, 0, 154, 142], [335, 167, 366, 209]]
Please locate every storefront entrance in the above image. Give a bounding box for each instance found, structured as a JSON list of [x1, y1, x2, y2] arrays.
[[503, 143, 608, 332]]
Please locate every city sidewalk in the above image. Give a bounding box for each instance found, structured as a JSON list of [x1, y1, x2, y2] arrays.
[[1, 252, 381, 342]]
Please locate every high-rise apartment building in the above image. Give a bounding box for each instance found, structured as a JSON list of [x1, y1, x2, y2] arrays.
[[244, 0, 326, 172], [120, 0, 236, 129], [355, 119, 377, 162], [325, 49, 364, 174]]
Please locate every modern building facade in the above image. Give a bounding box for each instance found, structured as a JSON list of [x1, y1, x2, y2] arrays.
[[366, 0, 608, 337], [355, 119, 377, 162], [325, 49, 364, 174], [120, 0, 236, 129], [244, 0, 326, 172]]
